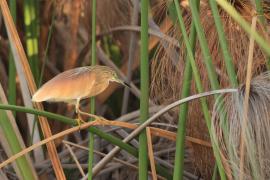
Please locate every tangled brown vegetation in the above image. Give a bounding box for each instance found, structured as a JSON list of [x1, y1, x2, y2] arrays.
[[151, 0, 269, 178]]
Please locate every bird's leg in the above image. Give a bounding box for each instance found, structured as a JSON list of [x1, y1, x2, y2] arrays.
[[75, 99, 80, 114], [75, 99, 85, 127], [75, 99, 108, 126]]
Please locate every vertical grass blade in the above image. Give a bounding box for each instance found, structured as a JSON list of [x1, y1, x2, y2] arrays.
[[239, 16, 257, 180], [172, 1, 226, 179], [173, 2, 198, 178], [139, 0, 149, 179], [188, 0, 220, 90], [209, 0, 238, 87], [188, 0, 229, 178], [88, 0, 97, 179], [8, 0, 16, 114]]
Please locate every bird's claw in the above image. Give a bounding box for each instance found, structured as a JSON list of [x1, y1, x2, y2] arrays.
[[75, 117, 85, 131]]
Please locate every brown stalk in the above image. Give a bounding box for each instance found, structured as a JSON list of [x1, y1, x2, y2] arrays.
[[146, 128, 157, 180], [239, 15, 257, 180], [0, 0, 65, 179]]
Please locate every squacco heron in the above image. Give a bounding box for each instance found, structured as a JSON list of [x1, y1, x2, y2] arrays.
[[32, 65, 129, 122]]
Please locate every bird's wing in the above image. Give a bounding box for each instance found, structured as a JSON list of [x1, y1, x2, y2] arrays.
[[32, 67, 96, 102]]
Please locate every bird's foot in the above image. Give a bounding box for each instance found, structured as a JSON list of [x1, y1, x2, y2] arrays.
[[75, 116, 85, 131], [77, 110, 108, 125], [76, 109, 108, 126]]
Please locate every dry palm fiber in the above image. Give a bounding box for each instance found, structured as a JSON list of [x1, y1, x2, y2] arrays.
[[150, 0, 269, 178], [212, 72, 270, 179]]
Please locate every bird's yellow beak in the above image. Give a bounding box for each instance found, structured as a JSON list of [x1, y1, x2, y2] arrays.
[[112, 78, 130, 88]]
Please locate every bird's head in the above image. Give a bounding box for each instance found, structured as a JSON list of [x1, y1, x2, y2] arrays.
[[109, 71, 130, 88]]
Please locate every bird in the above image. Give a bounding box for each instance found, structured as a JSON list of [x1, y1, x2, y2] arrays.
[[32, 65, 129, 123]]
